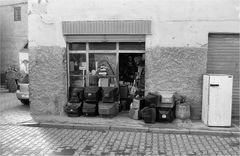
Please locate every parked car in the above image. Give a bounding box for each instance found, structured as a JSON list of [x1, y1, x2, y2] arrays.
[[16, 74, 29, 105]]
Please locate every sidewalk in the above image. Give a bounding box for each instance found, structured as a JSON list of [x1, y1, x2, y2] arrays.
[[1, 89, 239, 136], [23, 111, 240, 136]]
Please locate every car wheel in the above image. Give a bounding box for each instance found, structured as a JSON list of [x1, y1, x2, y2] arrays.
[[20, 99, 30, 105]]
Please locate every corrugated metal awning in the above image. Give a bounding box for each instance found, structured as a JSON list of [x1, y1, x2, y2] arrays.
[[65, 35, 145, 42], [62, 20, 151, 35]]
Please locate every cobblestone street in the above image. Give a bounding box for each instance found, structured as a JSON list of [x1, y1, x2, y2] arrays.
[[0, 125, 239, 156], [0, 91, 32, 125], [0, 91, 240, 155]]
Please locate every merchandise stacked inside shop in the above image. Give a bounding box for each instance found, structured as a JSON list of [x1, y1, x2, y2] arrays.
[[64, 42, 185, 123]]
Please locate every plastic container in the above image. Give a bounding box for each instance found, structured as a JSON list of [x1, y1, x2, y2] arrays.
[[175, 103, 190, 120]]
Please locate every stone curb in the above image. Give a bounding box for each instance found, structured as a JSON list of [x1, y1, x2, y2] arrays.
[[21, 122, 240, 136]]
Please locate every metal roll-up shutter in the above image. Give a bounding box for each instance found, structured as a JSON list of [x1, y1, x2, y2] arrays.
[[207, 33, 240, 118]]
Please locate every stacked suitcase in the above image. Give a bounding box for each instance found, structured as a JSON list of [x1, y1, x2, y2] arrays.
[[98, 87, 119, 117], [82, 86, 101, 116], [64, 87, 84, 117]]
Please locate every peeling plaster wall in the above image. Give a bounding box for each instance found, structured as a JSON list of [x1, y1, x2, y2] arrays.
[[145, 47, 207, 119], [29, 46, 67, 116]]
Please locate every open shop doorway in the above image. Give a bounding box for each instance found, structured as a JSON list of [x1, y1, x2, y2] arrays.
[[119, 53, 145, 110]]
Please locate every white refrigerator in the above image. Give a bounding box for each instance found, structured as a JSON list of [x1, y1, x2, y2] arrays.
[[202, 74, 233, 127]]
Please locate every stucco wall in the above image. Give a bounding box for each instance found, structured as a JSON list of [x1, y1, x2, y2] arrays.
[[28, 0, 240, 48], [0, 2, 28, 75], [145, 47, 207, 119], [29, 46, 67, 116], [28, 0, 239, 119]]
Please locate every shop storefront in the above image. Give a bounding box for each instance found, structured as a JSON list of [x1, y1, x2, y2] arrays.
[[28, 0, 239, 123], [62, 21, 149, 117]]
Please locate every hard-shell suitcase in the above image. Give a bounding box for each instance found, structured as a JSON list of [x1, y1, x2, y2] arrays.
[[64, 102, 83, 117], [82, 102, 98, 116], [98, 102, 118, 117], [102, 87, 118, 103], [84, 86, 101, 103], [141, 107, 156, 123]]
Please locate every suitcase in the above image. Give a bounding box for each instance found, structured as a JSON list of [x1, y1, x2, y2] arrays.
[[98, 102, 118, 117], [84, 86, 101, 103], [64, 102, 82, 117], [102, 87, 118, 103], [141, 107, 156, 123], [82, 102, 98, 116]]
